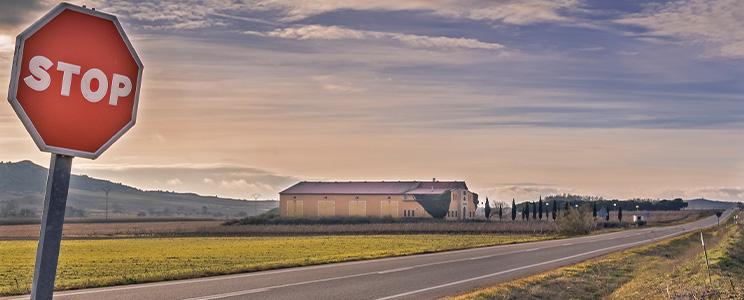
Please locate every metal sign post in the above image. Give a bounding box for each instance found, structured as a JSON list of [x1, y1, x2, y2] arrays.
[[7, 3, 142, 298], [700, 231, 712, 285], [31, 154, 73, 300]]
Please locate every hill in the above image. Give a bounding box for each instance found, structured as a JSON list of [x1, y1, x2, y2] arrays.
[[0, 161, 277, 221], [685, 198, 739, 210]]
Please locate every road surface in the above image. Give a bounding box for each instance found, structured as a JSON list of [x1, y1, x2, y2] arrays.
[[5, 210, 732, 300]]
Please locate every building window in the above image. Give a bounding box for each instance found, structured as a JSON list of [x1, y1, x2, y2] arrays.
[[293, 196, 296, 199], [463, 191, 467, 196]]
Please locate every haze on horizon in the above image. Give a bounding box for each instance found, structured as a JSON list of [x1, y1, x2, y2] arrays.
[[1, 0, 743, 202]]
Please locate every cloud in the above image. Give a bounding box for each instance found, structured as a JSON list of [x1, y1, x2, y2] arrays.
[[166, 178, 183, 186], [310, 75, 364, 93], [616, 0, 744, 58], [262, 25, 504, 50], [0, 35, 14, 54], [0, 0, 45, 29], [72, 163, 300, 199], [681, 187, 744, 201], [477, 184, 573, 203], [254, 0, 581, 25]]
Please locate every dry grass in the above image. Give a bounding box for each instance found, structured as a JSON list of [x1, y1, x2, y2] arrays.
[[0, 210, 713, 240], [0, 221, 223, 239]]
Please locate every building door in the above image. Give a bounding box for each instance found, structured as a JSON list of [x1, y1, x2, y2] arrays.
[[287, 200, 303, 217], [318, 200, 335, 217], [349, 200, 366, 216], [381, 200, 398, 217]]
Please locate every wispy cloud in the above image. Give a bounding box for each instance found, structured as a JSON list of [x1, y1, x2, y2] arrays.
[[73, 163, 300, 199], [478, 184, 573, 203], [616, 0, 744, 58], [254, 0, 582, 25], [260, 25, 504, 50]]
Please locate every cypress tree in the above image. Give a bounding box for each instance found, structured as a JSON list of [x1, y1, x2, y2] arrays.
[[511, 199, 517, 221], [538, 197, 543, 220], [564, 201, 569, 216], [551, 199, 557, 220], [592, 202, 597, 219], [532, 201, 537, 219], [484, 197, 492, 220], [605, 206, 610, 221], [525, 202, 530, 220], [498, 203, 503, 220], [618, 206, 623, 222]]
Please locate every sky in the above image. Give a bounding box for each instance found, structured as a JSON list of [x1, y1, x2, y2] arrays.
[[1, 0, 743, 202]]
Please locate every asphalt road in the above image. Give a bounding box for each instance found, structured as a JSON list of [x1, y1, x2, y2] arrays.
[[5, 210, 732, 300]]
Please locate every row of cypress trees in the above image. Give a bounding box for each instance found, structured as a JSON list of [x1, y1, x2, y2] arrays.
[[483, 197, 624, 222]]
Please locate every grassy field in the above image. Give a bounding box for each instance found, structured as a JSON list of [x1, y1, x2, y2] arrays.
[[0, 234, 554, 296], [451, 211, 742, 300]]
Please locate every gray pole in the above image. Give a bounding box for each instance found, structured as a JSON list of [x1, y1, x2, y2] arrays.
[[31, 154, 73, 300]]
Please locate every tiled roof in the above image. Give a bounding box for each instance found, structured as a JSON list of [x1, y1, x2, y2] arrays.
[[279, 181, 468, 195]]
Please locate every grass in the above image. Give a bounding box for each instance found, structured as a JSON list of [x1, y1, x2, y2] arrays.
[[0, 233, 554, 296], [450, 211, 742, 300]]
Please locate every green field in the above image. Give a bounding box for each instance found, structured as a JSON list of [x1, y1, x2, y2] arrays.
[[0, 234, 553, 296], [451, 212, 744, 300]]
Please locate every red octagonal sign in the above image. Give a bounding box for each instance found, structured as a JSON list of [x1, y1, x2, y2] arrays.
[[8, 3, 143, 159]]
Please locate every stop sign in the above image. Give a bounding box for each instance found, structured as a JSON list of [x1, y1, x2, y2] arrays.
[[8, 3, 143, 159]]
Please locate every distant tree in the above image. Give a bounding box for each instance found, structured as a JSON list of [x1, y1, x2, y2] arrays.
[[484, 198, 492, 220], [538, 197, 543, 220], [605, 207, 610, 222], [525, 202, 531, 221], [552, 200, 557, 220], [532, 201, 537, 219], [716, 211, 723, 226], [564, 201, 569, 216], [618, 206, 623, 222], [511, 199, 517, 221], [592, 202, 597, 219], [498, 204, 503, 220]]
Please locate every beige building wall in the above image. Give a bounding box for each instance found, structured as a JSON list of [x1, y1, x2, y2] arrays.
[[280, 192, 477, 220], [445, 189, 477, 220], [280, 194, 439, 218]]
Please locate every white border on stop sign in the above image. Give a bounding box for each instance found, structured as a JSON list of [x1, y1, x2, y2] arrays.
[[7, 2, 144, 160]]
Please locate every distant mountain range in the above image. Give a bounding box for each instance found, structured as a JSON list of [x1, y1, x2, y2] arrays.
[[685, 198, 740, 210], [0, 160, 277, 221]]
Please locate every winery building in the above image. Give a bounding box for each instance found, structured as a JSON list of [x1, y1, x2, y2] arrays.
[[279, 180, 478, 220]]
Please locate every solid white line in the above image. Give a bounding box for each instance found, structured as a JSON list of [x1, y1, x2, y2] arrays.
[[374, 229, 699, 300]]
